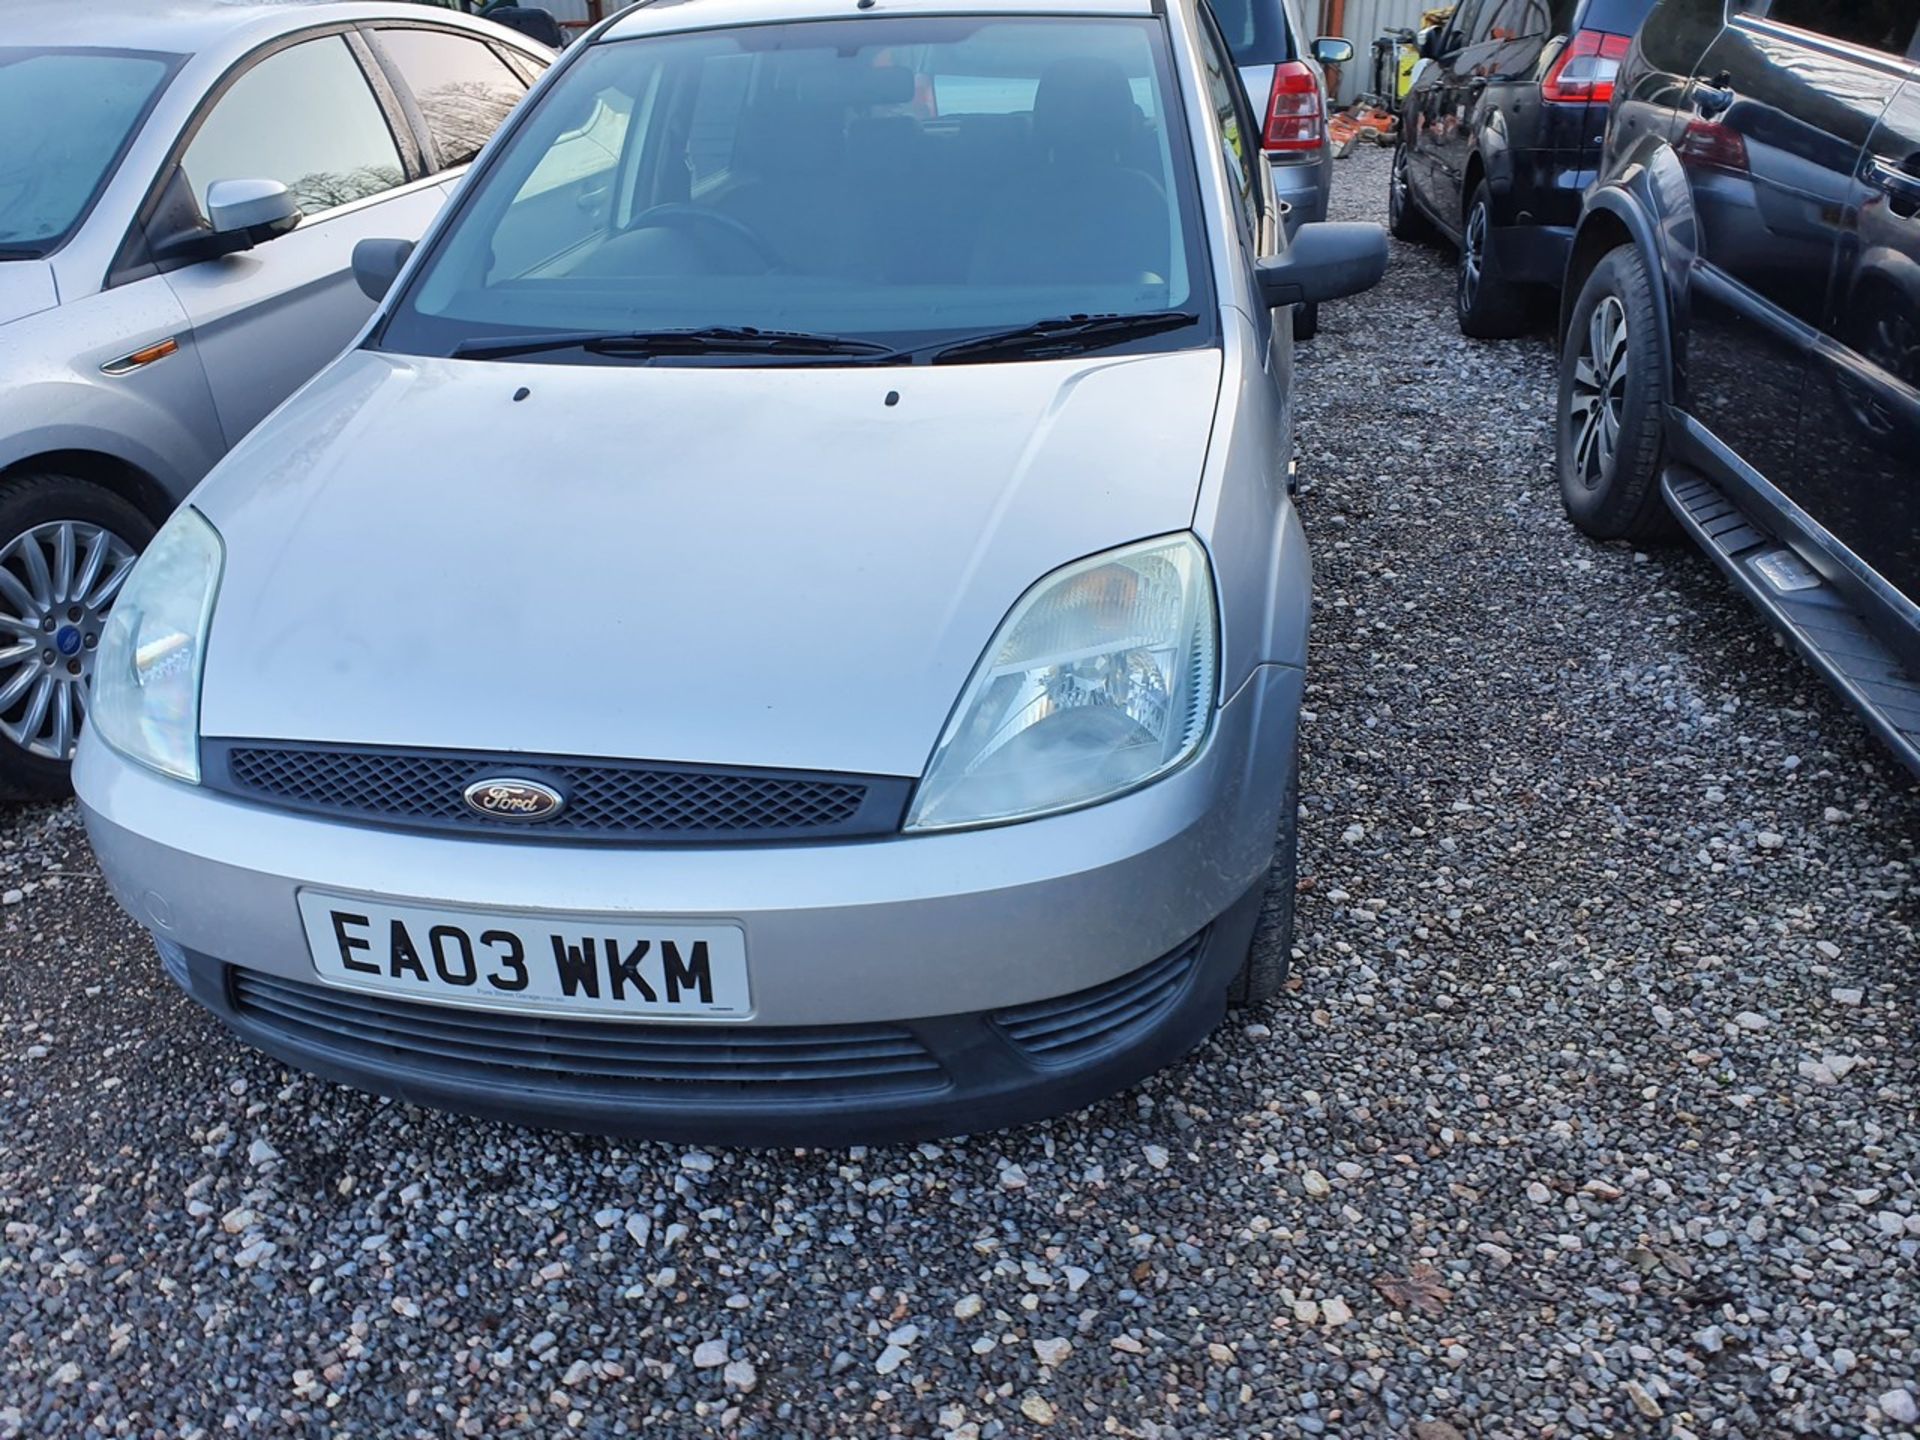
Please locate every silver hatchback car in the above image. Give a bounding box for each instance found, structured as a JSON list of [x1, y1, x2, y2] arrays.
[[0, 1, 551, 798], [77, 0, 1385, 1143]]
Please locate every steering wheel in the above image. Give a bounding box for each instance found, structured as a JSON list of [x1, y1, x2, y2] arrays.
[[626, 203, 782, 272]]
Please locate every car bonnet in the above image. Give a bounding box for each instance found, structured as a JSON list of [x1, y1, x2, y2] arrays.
[[191, 346, 1224, 777]]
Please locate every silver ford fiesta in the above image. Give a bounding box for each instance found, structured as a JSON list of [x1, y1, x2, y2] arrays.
[[76, 0, 1384, 1143]]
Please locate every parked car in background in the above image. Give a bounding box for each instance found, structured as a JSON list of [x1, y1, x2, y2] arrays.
[[1556, 0, 1920, 774], [0, 1, 550, 798], [76, 0, 1385, 1143], [1210, 0, 1355, 336], [1389, 0, 1659, 336]]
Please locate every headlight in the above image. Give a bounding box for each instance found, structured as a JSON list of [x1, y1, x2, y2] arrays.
[[907, 534, 1217, 832], [89, 507, 223, 784]]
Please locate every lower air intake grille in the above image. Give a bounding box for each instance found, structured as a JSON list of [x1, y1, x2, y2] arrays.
[[991, 933, 1205, 1063], [229, 970, 948, 1098]]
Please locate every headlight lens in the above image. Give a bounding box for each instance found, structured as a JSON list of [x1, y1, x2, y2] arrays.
[[89, 506, 223, 784], [907, 534, 1217, 831]]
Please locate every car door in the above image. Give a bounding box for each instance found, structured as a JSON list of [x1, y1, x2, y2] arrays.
[[156, 30, 452, 447], [1408, 0, 1494, 228], [1799, 61, 1920, 621], [1677, 1, 1902, 487]]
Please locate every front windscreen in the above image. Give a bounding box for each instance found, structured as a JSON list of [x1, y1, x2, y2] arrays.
[[378, 16, 1213, 359], [0, 48, 176, 257]]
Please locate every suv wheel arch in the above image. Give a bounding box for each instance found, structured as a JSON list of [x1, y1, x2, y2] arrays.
[[1565, 195, 1678, 410]]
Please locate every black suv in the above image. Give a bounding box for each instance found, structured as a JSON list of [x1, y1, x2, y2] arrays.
[[1557, 0, 1920, 774], [1389, 0, 1658, 336]]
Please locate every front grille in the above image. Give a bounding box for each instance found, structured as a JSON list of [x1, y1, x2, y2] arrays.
[[229, 969, 949, 1098], [202, 740, 911, 843], [991, 932, 1204, 1063]]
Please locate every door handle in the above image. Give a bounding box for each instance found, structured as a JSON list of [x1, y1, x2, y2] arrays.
[[1865, 155, 1920, 218]]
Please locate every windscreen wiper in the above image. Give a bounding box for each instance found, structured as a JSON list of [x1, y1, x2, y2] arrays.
[[449, 326, 898, 361], [927, 311, 1199, 365]]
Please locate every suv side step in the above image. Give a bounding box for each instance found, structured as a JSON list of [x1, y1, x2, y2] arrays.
[[1663, 466, 1920, 776]]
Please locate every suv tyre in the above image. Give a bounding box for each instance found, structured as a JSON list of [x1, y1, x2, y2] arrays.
[[1556, 245, 1677, 542], [1456, 179, 1527, 338]]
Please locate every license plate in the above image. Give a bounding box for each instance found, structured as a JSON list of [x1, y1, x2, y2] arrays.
[[297, 891, 750, 1021]]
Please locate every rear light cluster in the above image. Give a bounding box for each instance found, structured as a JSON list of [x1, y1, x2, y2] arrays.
[[1677, 118, 1749, 175], [1264, 61, 1325, 152], [1542, 29, 1631, 104]]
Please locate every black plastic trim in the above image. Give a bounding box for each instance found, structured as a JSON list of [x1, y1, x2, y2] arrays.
[[199, 737, 914, 845], [157, 878, 1260, 1144]]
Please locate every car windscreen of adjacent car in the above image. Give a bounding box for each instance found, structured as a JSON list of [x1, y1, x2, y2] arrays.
[[377, 16, 1215, 362], [0, 48, 178, 257]]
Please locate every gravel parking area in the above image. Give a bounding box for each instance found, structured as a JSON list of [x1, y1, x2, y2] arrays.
[[3, 145, 1918, 1440]]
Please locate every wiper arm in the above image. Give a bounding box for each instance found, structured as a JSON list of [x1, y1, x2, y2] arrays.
[[928, 311, 1199, 365], [450, 326, 897, 361]]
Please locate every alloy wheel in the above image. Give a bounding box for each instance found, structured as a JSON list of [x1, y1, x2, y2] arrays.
[[1390, 146, 1409, 227], [1568, 295, 1630, 490], [0, 521, 139, 761], [1459, 201, 1487, 314]]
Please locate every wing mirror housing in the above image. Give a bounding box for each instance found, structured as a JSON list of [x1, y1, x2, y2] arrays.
[[1311, 36, 1356, 66], [198, 178, 301, 256], [352, 238, 416, 303], [1255, 222, 1388, 309]]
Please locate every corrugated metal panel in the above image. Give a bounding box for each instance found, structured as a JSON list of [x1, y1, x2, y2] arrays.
[[1324, 0, 1434, 108]]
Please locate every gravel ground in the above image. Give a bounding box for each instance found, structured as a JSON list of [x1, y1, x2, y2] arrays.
[[3, 145, 1918, 1440]]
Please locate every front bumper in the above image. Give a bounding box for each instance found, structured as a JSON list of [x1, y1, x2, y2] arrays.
[[77, 664, 1302, 1142]]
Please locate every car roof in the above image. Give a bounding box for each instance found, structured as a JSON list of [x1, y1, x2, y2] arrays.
[[4, 1, 523, 56], [602, 0, 1161, 42]]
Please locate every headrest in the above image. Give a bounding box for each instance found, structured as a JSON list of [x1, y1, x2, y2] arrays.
[[1032, 57, 1139, 162]]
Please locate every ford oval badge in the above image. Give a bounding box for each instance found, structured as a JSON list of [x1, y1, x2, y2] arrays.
[[463, 777, 565, 822]]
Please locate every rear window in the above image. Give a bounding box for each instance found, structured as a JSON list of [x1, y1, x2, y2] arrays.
[[1207, 0, 1297, 66]]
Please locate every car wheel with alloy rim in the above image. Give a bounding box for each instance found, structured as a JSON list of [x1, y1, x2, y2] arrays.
[[1555, 245, 1675, 542], [1456, 179, 1527, 338], [0, 476, 154, 799]]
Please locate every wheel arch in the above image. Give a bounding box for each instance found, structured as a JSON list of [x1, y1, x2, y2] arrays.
[[1462, 150, 1489, 221], [1563, 187, 1678, 409], [0, 450, 176, 526]]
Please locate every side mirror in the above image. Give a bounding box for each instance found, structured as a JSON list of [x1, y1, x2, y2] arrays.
[[352, 238, 415, 303], [1256, 222, 1388, 309], [206, 178, 301, 247], [1419, 25, 1444, 60], [1311, 37, 1356, 66]]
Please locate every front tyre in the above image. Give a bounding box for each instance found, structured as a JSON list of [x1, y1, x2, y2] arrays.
[[1294, 302, 1320, 342], [0, 477, 155, 800], [1456, 180, 1527, 338], [1556, 245, 1676, 542]]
